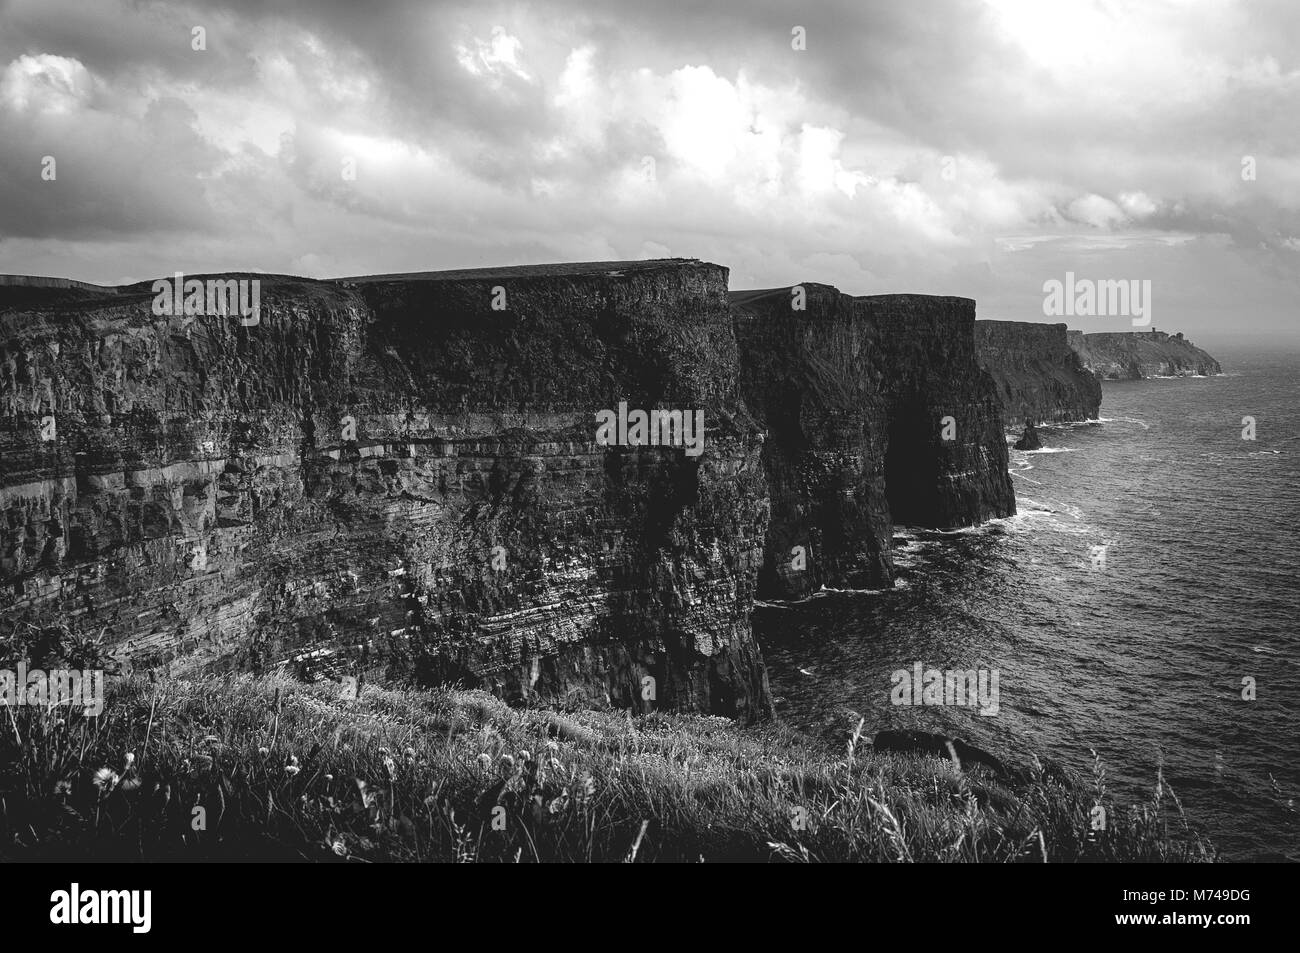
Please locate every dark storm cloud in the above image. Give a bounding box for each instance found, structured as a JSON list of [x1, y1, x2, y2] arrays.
[[0, 0, 1295, 332]]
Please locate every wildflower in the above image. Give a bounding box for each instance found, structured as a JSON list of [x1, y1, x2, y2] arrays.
[[545, 740, 559, 753], [258, 747, 269, 756], [285, 764, 300, 777], [550, 758, 563, 772], [92, 767, 120, 791], [325, 774, 334, 782], [123, 752, 136, 768], [331, 839, 348, 857], [477, 753, 492, 769], [500, 754, 515, 770], [54, 780, 72, 797], [288, 754, 300, 768], [384, 756, 397, 779], [518, 750, 532, 762]]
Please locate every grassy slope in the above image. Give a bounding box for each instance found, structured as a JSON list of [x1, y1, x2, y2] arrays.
[[0, 672, 1213, 862]]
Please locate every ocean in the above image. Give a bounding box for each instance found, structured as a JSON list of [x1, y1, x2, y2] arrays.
[[757, 343, 1300, 862]]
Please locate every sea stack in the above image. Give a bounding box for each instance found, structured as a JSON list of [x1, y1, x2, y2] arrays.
[[1013, 420, 1043, 451]]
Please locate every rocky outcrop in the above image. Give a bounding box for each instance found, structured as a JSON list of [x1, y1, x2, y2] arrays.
[[1013, 421, 1042, 451], [975, 321, 1101, 425], [732, 287, 1015, 599], [872, 729, 1009, 778], [1067, 329, 1221, 380], [0, 260, 771, 720]]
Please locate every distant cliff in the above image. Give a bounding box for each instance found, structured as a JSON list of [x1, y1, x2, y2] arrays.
[[975, 321, 1101, 426], [733, 287, 1015, 599], [1067, 329, 1221, 380]]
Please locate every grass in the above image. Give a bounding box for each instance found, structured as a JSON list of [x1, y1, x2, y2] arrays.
[[0, 668, 1215, 863]]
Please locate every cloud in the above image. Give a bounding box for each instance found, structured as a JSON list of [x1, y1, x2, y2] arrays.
[[0, 0, 1296, 334]]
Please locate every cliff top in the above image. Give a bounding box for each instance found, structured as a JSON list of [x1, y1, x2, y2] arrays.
[[335, 258, 717, 283], [1082, 329, 1188, 342], [730, 286, 975, 307], [1, 259, 719, 296], [0, 275, 115, 291], [976, 319, 1069, 331]]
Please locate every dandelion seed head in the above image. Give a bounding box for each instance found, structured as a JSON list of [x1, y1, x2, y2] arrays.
[[92, 767, 120, 790]]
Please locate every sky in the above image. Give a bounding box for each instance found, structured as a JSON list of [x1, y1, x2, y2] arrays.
[[0, 0, 1296, 339]]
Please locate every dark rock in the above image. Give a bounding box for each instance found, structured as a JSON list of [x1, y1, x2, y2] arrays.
[[872, 728, 1009, 777], [1013, 420, 1042, 451]]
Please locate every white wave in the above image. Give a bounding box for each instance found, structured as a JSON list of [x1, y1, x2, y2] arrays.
[[1045, 417, 1106, 429], [1102, 415, 1150, 430], [998, 497, 1095, 536], [777, 583, 897, 605], [1018, 447, 1076, 455], [985, 512, 1031, 528], [816, 583, 895, 596]]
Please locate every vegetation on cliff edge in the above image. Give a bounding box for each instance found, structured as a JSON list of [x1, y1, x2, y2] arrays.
[[1, 668, 1213, 862]]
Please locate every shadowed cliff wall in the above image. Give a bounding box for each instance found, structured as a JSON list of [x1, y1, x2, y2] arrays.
[[0, 260, 772, 719], [975, 320, 1102, 425], [732, 287, 1015, 599]]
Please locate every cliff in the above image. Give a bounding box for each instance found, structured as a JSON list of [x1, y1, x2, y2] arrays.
[[0, 260, 771, 720], [0, 260, 1023, 717], [975, 320, 1101, 426], [732, 287, 1015, 599], [1067, 329, 1221, 380]]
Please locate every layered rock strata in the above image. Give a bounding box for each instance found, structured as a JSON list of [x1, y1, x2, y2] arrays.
[[0, 261, 771, 719], [1, 260, 1028, 716]]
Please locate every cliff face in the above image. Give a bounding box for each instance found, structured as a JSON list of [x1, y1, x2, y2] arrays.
[[975, 321, 1101, 426], [1068, 329, 1222, 380], [1, 259, 1026, 716], [0, 260, 772, 720], [732, 287, 1016, 599]]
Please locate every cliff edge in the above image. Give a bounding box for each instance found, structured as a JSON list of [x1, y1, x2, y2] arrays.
[[975, 320, 1101, 426], [1067, 329, 1221, 380]]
